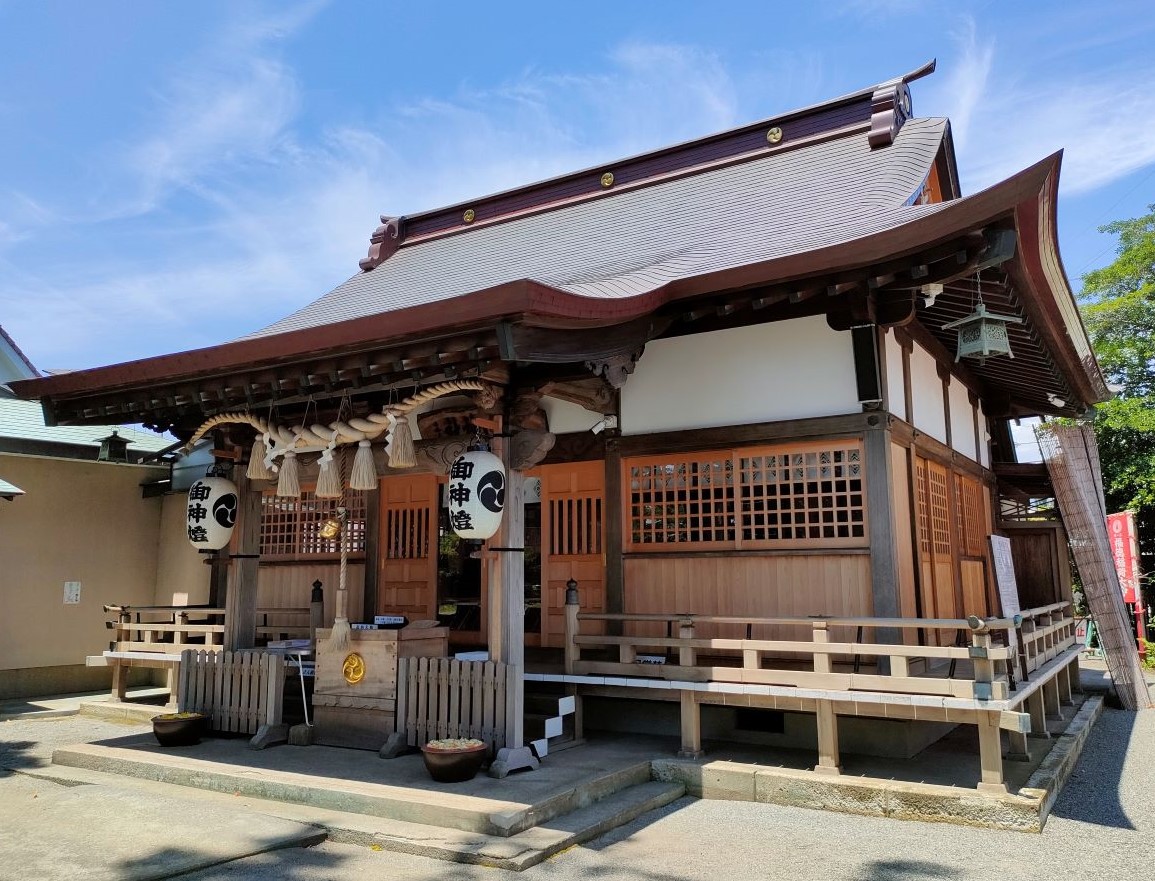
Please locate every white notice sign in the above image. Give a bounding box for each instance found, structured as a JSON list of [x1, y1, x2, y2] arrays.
[[63, 581, 81, 604], [988, 535, 1021, 619]]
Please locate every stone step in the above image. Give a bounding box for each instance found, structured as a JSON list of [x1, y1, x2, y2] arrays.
[[319, 779, 687, 871], [24, 760, 684, 872], [51, 737, 653, 838]]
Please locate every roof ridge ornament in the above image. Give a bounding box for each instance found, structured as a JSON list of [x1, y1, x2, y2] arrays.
[[868, 81, 913, 149], [359, 215, 406, 272]]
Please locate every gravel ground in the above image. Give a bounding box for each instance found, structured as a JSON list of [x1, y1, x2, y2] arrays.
[[2, 676, 1150, 881]]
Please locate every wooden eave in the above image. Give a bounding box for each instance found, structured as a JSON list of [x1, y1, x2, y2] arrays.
[[12, 151, 1104, 430]]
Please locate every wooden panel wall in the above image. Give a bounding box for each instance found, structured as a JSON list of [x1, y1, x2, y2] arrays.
[[622, 553, 871, 642], [540, 461, 606, 647], [257, 562, 365, 624], [378, 473, 439, 621]]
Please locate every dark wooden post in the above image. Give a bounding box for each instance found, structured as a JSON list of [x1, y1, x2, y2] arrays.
[[224, 472, 261, 651], [863, 415, 901, 663]]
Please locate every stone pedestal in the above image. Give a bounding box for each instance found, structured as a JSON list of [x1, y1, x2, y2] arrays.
[[312, 626, 448, 750]]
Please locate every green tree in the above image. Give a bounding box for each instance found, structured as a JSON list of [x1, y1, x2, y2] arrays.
[[1079, 205, 1155, 600]]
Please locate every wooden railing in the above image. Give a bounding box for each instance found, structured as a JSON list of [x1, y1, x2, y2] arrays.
[[255, 607, 311, 643], [564, 601, 1075, 702], [560, 592, 1079, 791], [105, 604, 227, 653]]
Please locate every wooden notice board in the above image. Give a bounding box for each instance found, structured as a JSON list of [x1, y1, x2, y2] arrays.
[[989, 534, 1021, 618]]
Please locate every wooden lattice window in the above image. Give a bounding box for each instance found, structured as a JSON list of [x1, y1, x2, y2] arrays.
[[624, 440, 865, 551], [955, 474, 985, 557], [915, 460, 931, 556], [259, 490, 367, 560], [385, 502, 431, 560], [927, 463, 952, 557], [549, 495, 603, 556]]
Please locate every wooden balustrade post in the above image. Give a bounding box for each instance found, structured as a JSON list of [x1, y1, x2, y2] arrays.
[[814, 700, 841, 776], [1026, 689, 1050, 740], [969, 630, 997, 700], [1020, 617, 1037, 673], [976, 710, 1007, 793], [309, 580, 324, 648], [1057, 664, 1073, 706], [564, 580, 580, 675], [678, 690, 702, 758], [812, 621, 832, 674], [678, 619, 695, 668]]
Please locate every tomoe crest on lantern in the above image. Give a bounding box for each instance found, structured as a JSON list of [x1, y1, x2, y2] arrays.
[[186, 476, 239, 549], [446, 450, 506, 539]]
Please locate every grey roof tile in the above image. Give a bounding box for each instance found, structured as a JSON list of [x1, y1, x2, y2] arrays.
[[248, 118, 948, 339], [0, 397, 174, 451]]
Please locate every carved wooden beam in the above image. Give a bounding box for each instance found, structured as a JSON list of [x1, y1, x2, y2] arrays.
[[585, 350, 642, 390], [537, 377, 614, 414]]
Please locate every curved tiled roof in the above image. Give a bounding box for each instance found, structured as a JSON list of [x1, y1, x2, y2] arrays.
[[250, 118, 949, 339]]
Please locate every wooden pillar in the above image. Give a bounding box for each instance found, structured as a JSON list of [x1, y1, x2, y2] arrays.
[[1042, 678, 1063, 721], [814, 701, 841, 775], [1026, 689, 1050, 739], [1057, 664, 1074, 706], [486, 437, 525, 748], [564, 585, 580, 675], [486, 429, 540, 777], [864, 418, 901, 656], [603, 433, 624, 635], [678, 690, 702, 758], [976, 711, 1007, 793], [360, 483, 381, 621], [1006, 729, 1031, 762], [1069, 655, 1082, 693], [224, 473, 261, 651]]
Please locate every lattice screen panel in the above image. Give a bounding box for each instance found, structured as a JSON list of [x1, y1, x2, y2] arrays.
[[549, 495, 603, 556], [259, 491, 367, 560], [927, 462, 952, 557], [955, 474, 986, 557], [625, 441, 864, 551], [385, 504, 431, 560], [738, 446, 864, 542]]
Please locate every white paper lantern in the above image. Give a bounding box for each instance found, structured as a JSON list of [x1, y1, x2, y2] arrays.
[[186, 476, 239, 550], [446, 450, 506, 539]]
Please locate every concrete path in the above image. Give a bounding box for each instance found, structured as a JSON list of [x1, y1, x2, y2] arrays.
[[175, 703, 1155, 881], [0, 784, 324, 881], [1, 662, 1151, 880]]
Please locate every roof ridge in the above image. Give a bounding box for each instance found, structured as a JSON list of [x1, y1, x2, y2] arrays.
[[358, 62, 937, 271], [0, 324, 40, 378]]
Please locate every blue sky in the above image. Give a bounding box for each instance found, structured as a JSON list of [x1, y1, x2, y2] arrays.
[[2, 0, 1154, 373]]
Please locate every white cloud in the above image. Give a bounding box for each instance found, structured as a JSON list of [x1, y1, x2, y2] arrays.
[[1, 38, 745, 370], [922, 18, 1155, 197], [933, 17, 993, 154]]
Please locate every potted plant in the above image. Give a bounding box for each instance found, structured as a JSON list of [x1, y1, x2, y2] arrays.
[[420, 737, 487, 782], [151, 711, 210, 747]]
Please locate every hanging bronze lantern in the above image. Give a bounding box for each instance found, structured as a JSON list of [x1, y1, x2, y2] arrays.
[[942, 302, 1023, 363], [95, 430, 131, 463]]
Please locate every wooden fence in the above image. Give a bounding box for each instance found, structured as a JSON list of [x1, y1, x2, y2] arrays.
[[394, 657, 512, 754], [177, 649, 284, 736]]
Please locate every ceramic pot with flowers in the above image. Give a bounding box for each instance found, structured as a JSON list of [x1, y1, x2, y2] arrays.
[[420, 737, 487, 782]]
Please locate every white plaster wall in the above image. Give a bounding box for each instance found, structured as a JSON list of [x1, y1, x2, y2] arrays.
[[909, 343, 947, 444], [883, 330, 906, 422], [949, 377, 977, 463], [620, 317, 859, 435], [541, 397, 603, 434]]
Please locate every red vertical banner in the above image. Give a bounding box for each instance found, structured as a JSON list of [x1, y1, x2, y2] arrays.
[[1107, 511, 1140, 604]]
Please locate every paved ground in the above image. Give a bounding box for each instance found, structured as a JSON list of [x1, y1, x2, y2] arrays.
[[1, 666, 1151, 880]]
